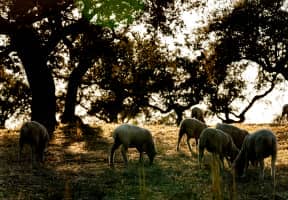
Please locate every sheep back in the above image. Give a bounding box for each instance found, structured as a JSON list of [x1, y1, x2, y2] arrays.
[[19, 121, 49, 163], [110, 124, 156, 166], [198, 128, 239, 166], [177, 118, 207, 152], [113, 124, 154, 147], [178, 118, 207, 140], [233, 129, 277, 180], [191, 107, 205, 123], [216, 123, 249, 149]]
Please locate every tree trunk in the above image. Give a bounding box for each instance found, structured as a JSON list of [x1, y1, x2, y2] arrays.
[[61, 58, 91, 123], [173, 106, 184, 126], [12, 27, 57, 134]]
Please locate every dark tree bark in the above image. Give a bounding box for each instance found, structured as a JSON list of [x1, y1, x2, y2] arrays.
[[148, 102, 195, 126], [61, 24, 110, 124], [12, 27, 57, 134], [174, 107, 184, 126], [61, 58, 91, 123]]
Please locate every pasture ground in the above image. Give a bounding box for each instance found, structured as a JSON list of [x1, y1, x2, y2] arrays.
[[0, 123, 288, 199]]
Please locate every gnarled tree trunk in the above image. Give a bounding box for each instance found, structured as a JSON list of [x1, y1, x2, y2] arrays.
[[61, 58, 91, 124], [12, 27, 57, 134]]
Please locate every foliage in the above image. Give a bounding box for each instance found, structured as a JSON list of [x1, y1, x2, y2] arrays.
[[210, 0, 288, 78], [81, 33, 216, 124], [201, 0, 287, 123], [0, 54, 31, 127], [75, 0, 145, 28], [0, 0, 151, 127], [1, 0, 288, 127], [85, 36, 175, 122]]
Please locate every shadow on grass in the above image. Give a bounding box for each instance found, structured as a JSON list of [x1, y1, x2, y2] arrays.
[[102, 151, 205, 200], [0, 131, 64, 199], [2, 124, 288, 200], [0, 128, 107, 200], [60, 122, 110, 151]]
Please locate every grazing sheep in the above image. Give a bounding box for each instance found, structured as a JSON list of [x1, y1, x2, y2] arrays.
[[282, 104, 288, 121], [232, 129, 277, 182], [19, 121, 50, 165], [198, 128, 239, 168], [191, 107, 205, 123], [216, 123, 249, 149], [176, 118, 208, 155], [109, 124, 156, 167]]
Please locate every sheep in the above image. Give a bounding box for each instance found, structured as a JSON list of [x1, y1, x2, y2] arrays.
[[19, 121, 50, 166], [215, 123, 249, 150], [198, 128, 239, 169], [191, 107, 205, 123], [282, 104, 288, 121], [109, 124, 156, 167], [232, 129, 277, 182], [176, 118, 208, 155]]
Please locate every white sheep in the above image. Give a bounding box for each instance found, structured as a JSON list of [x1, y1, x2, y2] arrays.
[[109, 124, 156, 167], [232, 129, 277, 182], [215, 123, 249, 150], [176, 118, 208, 155], [19, 121, 50, 165], [191, 107, 205, 123], [198, 128, 239, 168]]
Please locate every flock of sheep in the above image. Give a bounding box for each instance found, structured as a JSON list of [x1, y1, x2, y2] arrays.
[[107, 106, 278, 184], [18, 106, 281, 185]]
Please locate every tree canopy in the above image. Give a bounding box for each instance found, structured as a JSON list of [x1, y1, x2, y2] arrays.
[[1, 0, 288, 130], [206, 0, 287, 122]]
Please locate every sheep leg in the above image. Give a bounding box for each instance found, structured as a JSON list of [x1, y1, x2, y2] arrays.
[[241, 159, 249, 178], [219, 155, 224, 170], [18, 140, 23, 163], [195, 138, 198, 146], [40, 146, 45, 163], [37, 145, 45, 164], [136, 146, 144, 163], [186, 138, 194, 156], [31, 145, 36, 168], [218, 145, 224, 169], [176, 129, 184, 151], [109, 142, 121, 167], [198, 146, 204, 168], [121, 145, 129, 166], [271, 156, 276, 187], [139, 152, 144, 163], [259, 159, 265, 180], [195, 138, 198, 152]]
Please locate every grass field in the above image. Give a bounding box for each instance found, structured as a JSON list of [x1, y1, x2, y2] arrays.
[[0, 122, 288, 199]]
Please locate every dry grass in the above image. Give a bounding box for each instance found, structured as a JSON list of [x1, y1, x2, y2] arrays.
[[0, 123, 288, 199]]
